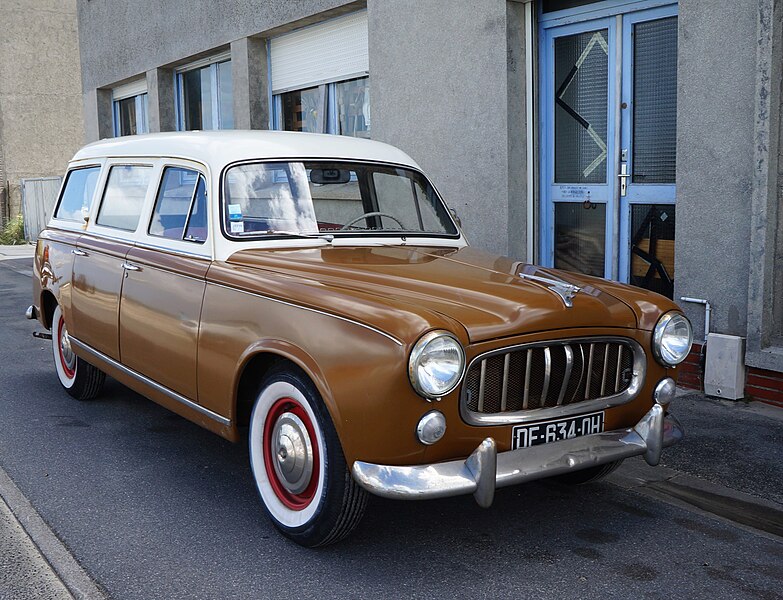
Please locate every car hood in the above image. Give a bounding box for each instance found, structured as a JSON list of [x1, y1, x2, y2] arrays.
[[220, 245, 644, 344]]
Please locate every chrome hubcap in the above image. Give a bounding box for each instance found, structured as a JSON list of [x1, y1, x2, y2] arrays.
[[60, 323, 76, 373], [270, 411, 313, 495]]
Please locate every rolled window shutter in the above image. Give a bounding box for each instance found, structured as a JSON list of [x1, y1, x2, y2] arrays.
[[270, 10, 368, 94]]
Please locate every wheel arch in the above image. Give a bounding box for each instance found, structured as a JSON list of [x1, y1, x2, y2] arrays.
[[233, 340, 338, 432], [40, 289, 58, 330]]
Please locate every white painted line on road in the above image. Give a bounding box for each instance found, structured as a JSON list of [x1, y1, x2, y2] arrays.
[[0, 467, 106, 600]]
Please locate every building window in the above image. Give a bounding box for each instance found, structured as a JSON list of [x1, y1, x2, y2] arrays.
[[270, 11, 369, 138], [275, 77, 370, 138], [176, 53, 233, 131], [112, 80, 149, 137]]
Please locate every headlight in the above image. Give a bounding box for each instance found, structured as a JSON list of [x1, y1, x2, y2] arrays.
[[652, 312, 693, 366], [408, 331, 465, 398]]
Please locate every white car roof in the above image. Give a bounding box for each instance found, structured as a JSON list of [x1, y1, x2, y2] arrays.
[[72, 130, 421, 170]]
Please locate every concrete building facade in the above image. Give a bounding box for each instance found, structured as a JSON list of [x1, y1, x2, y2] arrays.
[[0, 0, 84, 227], [74, 0, 783, 403]]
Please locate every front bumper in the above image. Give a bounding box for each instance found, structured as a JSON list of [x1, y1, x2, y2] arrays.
[[352, 402, 683, 508]]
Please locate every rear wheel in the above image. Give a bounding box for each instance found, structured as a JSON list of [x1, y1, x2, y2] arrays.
[[51, 305, 105, 400], [553, 460, 623, 485], [248, 365, 367, 547]]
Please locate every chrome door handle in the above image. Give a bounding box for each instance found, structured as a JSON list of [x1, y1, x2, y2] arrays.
[[72, 248, 88, 256], [121, 262, 141, 271]]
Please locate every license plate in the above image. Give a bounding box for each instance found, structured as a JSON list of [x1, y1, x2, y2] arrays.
[[511, 411, 605, 449]]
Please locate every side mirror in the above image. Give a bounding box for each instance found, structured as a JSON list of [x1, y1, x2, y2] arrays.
[[449, 208, 462, 228]]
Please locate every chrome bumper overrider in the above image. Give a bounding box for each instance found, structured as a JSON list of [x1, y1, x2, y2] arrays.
[[351, 402, 683, 508]]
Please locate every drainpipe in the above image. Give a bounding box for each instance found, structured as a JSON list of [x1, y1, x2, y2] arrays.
[[680, 297, 711, 344], [525, 0, 535, 263]]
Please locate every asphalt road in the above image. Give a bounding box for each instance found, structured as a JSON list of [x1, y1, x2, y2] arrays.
[[0, 258, 781, 600]]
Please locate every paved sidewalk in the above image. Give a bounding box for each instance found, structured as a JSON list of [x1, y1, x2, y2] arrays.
[[0, 244, 35, 261], [0, 495, 72, 600]]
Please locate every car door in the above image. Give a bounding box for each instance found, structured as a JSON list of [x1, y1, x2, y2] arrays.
[[118, 162, 210, 400], [71, 162, 155, 360]]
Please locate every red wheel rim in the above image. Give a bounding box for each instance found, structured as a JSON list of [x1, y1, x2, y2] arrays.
[[57, 316, 76, 379], [262, 397, 320, 510]]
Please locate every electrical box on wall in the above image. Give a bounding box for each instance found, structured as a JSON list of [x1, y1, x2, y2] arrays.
[[704, 333, 746, 400]]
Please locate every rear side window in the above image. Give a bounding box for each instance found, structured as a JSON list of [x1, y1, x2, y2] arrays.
[[55, 167, 101, 222], [148, 167, 207, 243], [96, 165, 153, 231]]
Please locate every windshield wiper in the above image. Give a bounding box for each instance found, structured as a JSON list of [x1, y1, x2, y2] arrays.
[[260, 229, 335, 243]]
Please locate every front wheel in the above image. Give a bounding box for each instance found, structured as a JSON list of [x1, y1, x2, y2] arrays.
[[51, 305, 105, 400], [248, 365, 367, 547]]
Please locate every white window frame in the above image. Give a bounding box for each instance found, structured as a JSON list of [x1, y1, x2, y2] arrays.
[[175, 51, 232, 131], [112, 79, 149, 137]]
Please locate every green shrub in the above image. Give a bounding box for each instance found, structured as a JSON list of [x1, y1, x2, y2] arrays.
[[0, 214, 26, 245]]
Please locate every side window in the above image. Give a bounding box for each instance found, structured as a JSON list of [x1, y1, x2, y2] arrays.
[[184, 177, 208, 243], [54, 167, 101, 222], [149, 167, 207, 243], [96, 165, 153, 231]]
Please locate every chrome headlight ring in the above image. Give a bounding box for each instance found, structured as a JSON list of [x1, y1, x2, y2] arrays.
[[652, 312, 693, 367], [408, 330, 466, 399]]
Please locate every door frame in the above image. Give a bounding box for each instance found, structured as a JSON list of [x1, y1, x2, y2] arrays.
[[538, 0, 679, 282]]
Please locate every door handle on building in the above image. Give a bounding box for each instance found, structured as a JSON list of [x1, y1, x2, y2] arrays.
[[618, 162, 629, 197]]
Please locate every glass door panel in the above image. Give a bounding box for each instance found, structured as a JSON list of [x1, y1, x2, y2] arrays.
[[554, 202, 606, 276], [554, 30, 609, 185]]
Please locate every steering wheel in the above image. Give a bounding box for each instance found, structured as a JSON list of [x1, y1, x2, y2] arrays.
[[340, 211, 406, 230]]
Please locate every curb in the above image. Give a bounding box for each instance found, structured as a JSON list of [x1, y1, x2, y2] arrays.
[[608, 457, 783, 543], [0, 467, 106, 600]]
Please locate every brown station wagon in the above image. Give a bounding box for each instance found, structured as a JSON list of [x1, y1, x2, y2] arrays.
[[29, 131, 691, 546]]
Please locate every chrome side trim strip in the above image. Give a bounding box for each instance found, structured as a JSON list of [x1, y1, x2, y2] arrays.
[[208, 282, 403, 346], [69, 337, 231, 427], [459, 337, 646, 426]]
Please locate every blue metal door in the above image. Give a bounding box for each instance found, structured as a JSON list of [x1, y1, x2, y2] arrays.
[[540, 1, 679, 298]]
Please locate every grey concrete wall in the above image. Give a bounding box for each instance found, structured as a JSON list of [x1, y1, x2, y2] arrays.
[[674, 0, 757, 341], [368, 0, 528, 258], [0, 0, 84, 225], [76, 0, 364, 91], [746, 0, 783, 371]]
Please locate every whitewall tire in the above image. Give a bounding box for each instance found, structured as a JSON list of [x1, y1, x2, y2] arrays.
[[249, 365, 367, 547], [51, 305, 105, 400]]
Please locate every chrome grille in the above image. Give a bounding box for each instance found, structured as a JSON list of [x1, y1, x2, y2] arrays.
[[462, 338, 643, 425]]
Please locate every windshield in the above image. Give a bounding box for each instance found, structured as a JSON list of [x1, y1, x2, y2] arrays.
[[222, 161, 459, 239]]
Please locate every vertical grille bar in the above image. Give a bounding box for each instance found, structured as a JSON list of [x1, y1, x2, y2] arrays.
[[600, 344, 610, 396], [477, 360, 486, 412], [542, 347, 552, 403], [523, 349, 532, 409], [614, 345, 623, 393], [585, 343, 595, 399], [500, 353, 510, 411], [556, 344, 573, 406]]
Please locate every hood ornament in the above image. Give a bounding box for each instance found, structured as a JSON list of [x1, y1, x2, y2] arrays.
[[519, 272, 581, 308]]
